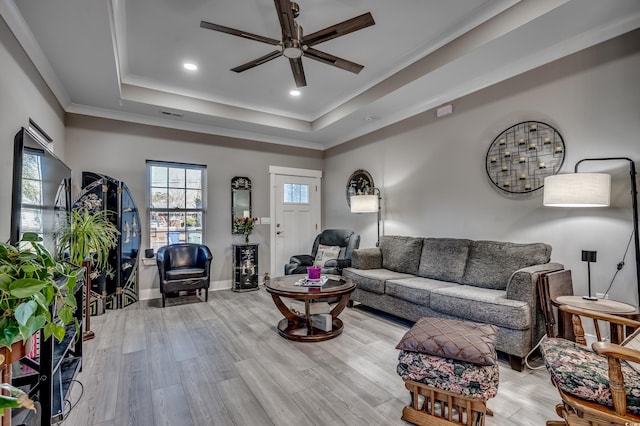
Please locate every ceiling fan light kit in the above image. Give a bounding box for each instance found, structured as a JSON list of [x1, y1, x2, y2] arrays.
[[200, 0, 375, 87]]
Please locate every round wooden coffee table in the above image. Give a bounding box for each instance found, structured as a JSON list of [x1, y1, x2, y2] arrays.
[[265, 274, 355, 342]]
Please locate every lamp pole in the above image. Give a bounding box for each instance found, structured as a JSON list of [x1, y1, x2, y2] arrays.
[[371, 187, 382, 247], [575, 157, 640, 306]]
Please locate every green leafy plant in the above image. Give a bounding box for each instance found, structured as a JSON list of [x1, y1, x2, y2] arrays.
[[56, 208, 120, 273], [0, 232, 79, 349]]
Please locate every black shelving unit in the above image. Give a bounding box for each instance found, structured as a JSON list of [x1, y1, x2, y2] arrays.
[[12, 270, 85, 425]]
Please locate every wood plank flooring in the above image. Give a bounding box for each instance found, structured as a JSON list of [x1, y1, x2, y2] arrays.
[[61, 288, 561, 425]]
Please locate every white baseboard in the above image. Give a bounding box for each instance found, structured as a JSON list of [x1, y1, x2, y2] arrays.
[[138, 279, 233, 301]]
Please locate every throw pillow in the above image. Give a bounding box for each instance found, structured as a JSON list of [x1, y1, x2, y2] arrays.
[[395, 317, 498, 366], [314, 245, 341, 267]]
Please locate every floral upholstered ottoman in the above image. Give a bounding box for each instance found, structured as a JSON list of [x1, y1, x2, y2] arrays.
[[396, 317, 500, 426]]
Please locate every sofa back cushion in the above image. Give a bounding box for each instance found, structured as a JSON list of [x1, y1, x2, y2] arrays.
[[418, 238, 471, 283], [380, 236, 423, 275], [461, 240, 551, 290]]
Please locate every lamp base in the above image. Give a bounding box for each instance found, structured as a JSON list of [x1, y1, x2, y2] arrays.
[[582, 295, 598, 301]]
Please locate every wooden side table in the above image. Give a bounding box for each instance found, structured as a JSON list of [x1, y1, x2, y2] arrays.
[[554, 295, 639, 343]]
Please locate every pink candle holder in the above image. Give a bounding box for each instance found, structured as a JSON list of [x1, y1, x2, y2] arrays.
[[307, 266, 321, 281]]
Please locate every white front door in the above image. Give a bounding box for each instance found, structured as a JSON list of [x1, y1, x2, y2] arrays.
[[270, 166, 322, 277]]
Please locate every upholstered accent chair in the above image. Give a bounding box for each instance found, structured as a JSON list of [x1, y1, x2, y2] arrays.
[[541, 304, 640, 425], [284, 229, 360, 276], [156, 243, 212, 307]]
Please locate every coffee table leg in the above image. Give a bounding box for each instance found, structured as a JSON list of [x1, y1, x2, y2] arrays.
[[330, 293, 352, 318], [270, 293, 300, 323]]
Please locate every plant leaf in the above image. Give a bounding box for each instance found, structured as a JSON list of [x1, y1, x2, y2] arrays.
[[0, 395, 21, 410], [64, 293, 77, 309], [19, 315, 46, 341], [9, 278, 48, 298], [57, 306, 74, 324], [52, 323, 66, 341], [14, 300, 37, 326]]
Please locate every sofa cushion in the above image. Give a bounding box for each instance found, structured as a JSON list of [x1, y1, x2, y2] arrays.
[[380, 236, 423, 275], [418, 238, 471, 283], [429, 285, 531, 330], [461, 240, 551, 290], [396, 317, 498, 366], [386, 277, 459, 308], [342, 268, 413, 294]]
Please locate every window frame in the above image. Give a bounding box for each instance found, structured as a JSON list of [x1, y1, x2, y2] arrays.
[[146, 160, 207, 251]]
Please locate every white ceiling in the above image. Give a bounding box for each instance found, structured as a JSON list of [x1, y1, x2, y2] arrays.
[[2, 0, 640, 150]]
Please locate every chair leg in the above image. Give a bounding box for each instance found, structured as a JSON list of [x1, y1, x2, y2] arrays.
[[205, 288, 209, 302], [162, 293, 166, 308]]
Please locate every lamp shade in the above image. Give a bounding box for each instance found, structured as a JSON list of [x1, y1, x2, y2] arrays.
[[543, 173, 611, 207], [350, 194, 379, 213]]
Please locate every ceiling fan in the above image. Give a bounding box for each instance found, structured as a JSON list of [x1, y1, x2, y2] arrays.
[[200, 0, 375, 88]]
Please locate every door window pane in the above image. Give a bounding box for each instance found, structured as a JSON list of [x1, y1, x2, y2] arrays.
[[284, 183, 309, 204]]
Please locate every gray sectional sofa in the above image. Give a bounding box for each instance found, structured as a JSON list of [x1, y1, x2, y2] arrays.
[[343, 235, 564, 370]]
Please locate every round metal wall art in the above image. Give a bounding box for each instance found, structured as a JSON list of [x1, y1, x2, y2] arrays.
[[485, 121, 565, 194], [346, 169, 374, 207]]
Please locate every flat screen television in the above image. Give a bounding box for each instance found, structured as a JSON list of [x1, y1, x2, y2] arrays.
[[10, 127, 71, 256]]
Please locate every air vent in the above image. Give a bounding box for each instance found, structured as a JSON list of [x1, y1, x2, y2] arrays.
[[160, 111, 184, 118]]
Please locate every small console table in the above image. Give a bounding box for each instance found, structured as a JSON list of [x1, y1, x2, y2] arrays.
[[232, 243, 259, 291]]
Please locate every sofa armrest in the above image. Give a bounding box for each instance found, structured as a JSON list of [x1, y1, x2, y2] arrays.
[[506, 262, 564, 304], [352, 248, 382, 270], [507, 262, 564, 348]]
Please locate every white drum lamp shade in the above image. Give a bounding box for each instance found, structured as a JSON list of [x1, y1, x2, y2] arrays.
[[543, 173, 611, 207], [350, 194, 379, 213]]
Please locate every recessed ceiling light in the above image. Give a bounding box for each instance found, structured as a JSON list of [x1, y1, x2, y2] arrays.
[[183, 63, 198, 71], [290, 90, 301, 96]]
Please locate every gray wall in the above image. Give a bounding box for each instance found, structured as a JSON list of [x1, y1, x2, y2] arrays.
[[0, 16, 65, 242], [324, 30, 640, 305], [64, 115, 323, 299]]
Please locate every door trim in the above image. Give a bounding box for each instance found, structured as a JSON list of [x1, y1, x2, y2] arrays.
[[269, 166, 322, 278]]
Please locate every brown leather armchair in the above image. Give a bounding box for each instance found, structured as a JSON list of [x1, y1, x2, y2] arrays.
[[156, 243, 212, 307]]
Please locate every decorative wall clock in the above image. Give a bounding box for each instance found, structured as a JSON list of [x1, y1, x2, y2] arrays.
[[485, 121, 565, 194], [346, 169, 374, 207]]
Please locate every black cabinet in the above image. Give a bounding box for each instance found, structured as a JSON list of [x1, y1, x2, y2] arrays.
[[233, 244, 259, 291]]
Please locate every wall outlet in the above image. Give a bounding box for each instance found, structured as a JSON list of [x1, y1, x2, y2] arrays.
[[595, 293, 609, 299]]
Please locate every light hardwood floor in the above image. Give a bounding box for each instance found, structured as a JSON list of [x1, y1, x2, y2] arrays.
[[61, 287, 561, 425]]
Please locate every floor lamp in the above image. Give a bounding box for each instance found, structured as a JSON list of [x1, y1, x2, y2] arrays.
[[351, 188, 382, 247], [543, 157, 639, 305]]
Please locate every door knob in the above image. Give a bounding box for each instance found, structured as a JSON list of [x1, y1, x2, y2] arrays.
[[276, 231, 282, 235]]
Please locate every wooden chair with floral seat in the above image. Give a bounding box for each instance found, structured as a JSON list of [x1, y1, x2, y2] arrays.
[[540, 304, 640, 425]]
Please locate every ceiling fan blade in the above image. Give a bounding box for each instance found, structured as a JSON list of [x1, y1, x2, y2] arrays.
[[303, 12, 375, 46], [274, 0, 296, 40], [289, 58, 307, 87], [231, 50, 283, 73], [200, 21, 280, 46], [304, 48, 364, 74]]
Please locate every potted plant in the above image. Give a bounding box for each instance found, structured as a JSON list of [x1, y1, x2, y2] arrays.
[[0, 232, 79, 350], [55, 208, 120, 274]]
